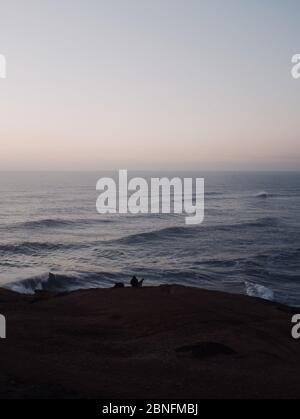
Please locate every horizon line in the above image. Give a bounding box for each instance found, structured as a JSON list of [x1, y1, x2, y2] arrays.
[[0, 169, 299, 173]]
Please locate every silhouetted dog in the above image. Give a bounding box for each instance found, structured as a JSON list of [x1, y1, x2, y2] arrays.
[[48, 272, 56, 281], [114, 282, 125, 288]]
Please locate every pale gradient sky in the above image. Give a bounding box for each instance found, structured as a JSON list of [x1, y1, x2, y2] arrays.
[[0, 0, 299, 170]]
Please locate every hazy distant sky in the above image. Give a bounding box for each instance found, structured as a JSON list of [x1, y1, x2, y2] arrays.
[[0, 0, 299, 170]]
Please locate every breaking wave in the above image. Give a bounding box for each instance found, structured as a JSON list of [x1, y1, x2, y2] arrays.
[[4, 272, 118, 295], [245, 281, 275, 302], [253, 191, 292, 199], [255, 191, 269, 199]]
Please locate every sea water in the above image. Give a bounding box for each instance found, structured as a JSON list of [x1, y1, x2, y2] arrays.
[[0, 171, 299, 306]]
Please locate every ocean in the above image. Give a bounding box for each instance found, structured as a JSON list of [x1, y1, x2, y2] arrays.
[[0, 171, 299, 306]]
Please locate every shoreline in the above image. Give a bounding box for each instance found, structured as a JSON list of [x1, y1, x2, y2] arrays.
[[1, 276, 291, 308], [0, 285, 299, 399]]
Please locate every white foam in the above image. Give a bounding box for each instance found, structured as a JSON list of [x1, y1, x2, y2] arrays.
[[245, 281, 274, 302]]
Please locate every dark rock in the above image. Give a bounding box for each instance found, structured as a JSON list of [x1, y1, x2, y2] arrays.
[[176, 342, 236, 359]]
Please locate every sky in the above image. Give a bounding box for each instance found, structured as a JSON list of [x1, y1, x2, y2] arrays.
[[0, 0, 299, 171]]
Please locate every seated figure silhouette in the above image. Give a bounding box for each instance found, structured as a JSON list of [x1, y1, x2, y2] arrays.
[[130, 276, 144, 288]]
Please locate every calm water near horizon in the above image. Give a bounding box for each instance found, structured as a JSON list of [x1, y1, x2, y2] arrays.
[[0, 171, 299, 306]]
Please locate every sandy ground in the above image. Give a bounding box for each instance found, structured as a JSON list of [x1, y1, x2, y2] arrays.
[[0, 285, 299, 399]]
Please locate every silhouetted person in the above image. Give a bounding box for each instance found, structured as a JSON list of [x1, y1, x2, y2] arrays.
[[130, 276, 138, 287], [130, 276, 144, 288]]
